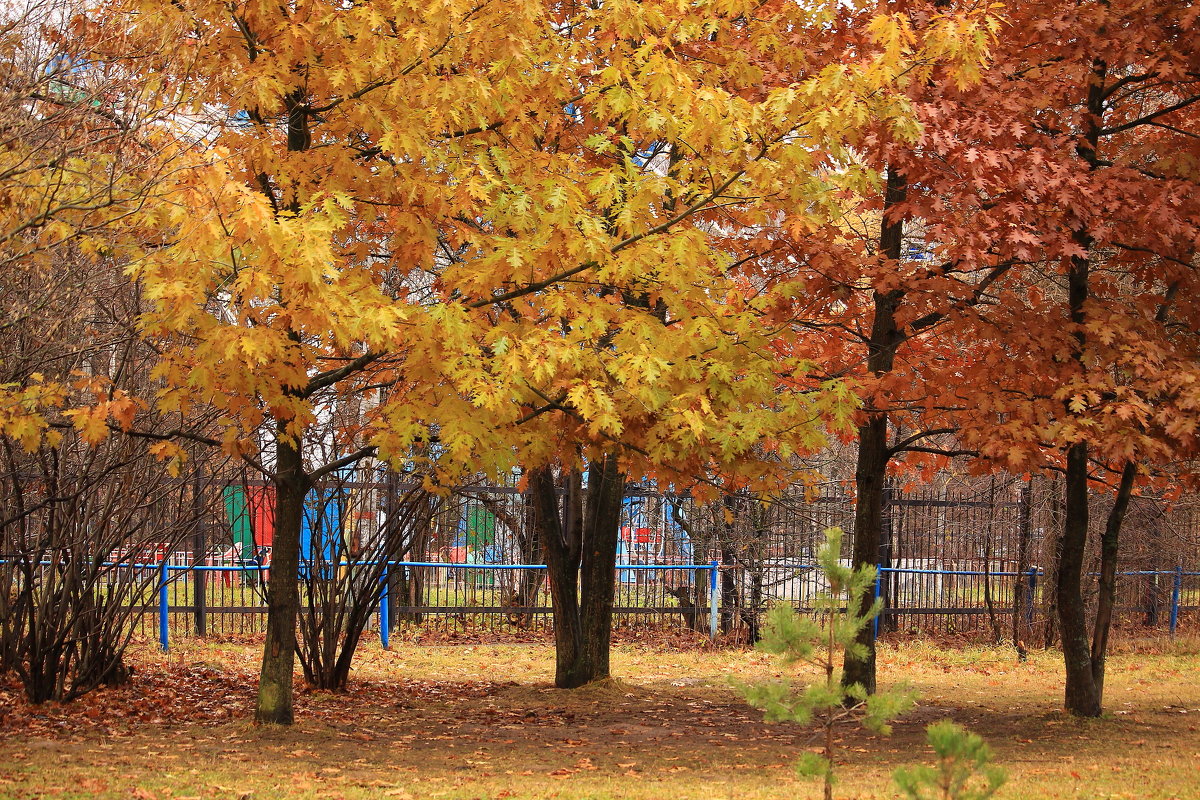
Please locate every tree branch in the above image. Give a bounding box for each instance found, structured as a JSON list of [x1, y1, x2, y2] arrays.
[[308, 446, 376, 483]]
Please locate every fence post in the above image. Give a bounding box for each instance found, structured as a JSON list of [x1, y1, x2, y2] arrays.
[[879, 484, 895, 633], [159, 560, 169, 653], [709, 560, 718, 641], [380, 563, 390, 650], [1025, 567, 1037, 628], [192, 475, 207, 636], [1171, 566, 1183, 636], [872, 566, 882, 641]]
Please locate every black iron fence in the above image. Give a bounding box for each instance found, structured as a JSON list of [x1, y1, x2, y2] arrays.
[[9, 475, 1200, 643], [69, 557, 1198, 651]]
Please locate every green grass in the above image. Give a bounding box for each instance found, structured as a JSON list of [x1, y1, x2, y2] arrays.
[[2, 637, 1199, 799]]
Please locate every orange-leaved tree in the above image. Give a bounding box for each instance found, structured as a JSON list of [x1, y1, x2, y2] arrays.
[[945, 0, 1200, 716], [692, 0, 1008, 695], [755, 0, 1200, 714]]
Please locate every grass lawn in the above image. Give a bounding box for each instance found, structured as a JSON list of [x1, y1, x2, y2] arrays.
[[1, 634, 1198, 799]]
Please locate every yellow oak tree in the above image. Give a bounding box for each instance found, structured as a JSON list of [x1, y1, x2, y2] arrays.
[[90, 0, 999, 721]]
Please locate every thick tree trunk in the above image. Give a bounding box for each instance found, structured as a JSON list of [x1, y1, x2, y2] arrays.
[[1058, 442, 1100, 717], [1090, 461, 1136, 703], [843, 415, 888, 695], [842, 165, 906, 696], [579, 456, 623, 680], [1056, 55, 1107, 719], [255, 434, 308, 725], [534, 466, 585, 687], [534, 459, 623, 688]]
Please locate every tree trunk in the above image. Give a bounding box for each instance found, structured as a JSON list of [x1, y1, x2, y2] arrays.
[[535, 459, 623, 688], [880, 482, 897, 634], [1058, 442, 1100, 717], [1056, 54, 1106, 719], [384, 471, 407, 625], [842, 164, 906, 696], [1012, 481, 1032, 661], [743, 499, 769, 643], [1090, 461, 1136, 703], [718, 493, 740, 636], [499, 487, 544, 626], [579, 455, 623, 680], [745, 570, 764, 644], [255, 434, 307, 725], [983, 478, 1002, 644], [720, 543, 739, 636], [843, 415, 887, 695], [534, 466, 585, 687], [329, 625, 362, 691]]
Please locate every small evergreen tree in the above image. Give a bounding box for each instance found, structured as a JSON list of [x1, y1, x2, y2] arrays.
[[894, 720, 1007, 800], [739, 527, 915, 800]]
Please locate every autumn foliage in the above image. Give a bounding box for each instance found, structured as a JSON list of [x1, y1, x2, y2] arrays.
[[1, 0, 1198, 727]]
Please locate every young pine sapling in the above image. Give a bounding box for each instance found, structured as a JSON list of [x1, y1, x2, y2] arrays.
[[740, 527, 915, 800], [894, 719, 1006, 800]]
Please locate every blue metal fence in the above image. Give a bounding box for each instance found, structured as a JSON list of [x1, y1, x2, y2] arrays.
[[132, 560, 1200, 651], [8, 557, 1195, 651]]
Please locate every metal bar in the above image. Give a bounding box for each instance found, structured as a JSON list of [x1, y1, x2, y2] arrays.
[[1025, 567, 1037, 628], [380, 565, 390, 650], [880, 607, 1022, 616], [1171, 565, 1183, 636], [878, 567, 1037, 578], [872, 566, 881, 640], [709, 560, 718, 641], [158, 559, 169, 652]]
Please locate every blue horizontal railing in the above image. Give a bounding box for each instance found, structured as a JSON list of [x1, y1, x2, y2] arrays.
[[5, 558, 1195, 651]]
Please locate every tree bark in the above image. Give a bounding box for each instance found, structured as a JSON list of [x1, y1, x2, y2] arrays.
[[514, 487, 545, 623], [983, 478, 1002, 644], [579, 455, 623, 680], [255, 433, 308, 724], [1058, 442, 1101, 717], [1090, 461, 1136, 702], [1057, 196, 1098, 716], [251, 71, 316, 725], [1056, 57, 1107, 718], [534, 458, 623, 688], [534, 466, 585, 687], [843, 415, 888, 695], [843, 164, 906, 695]]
